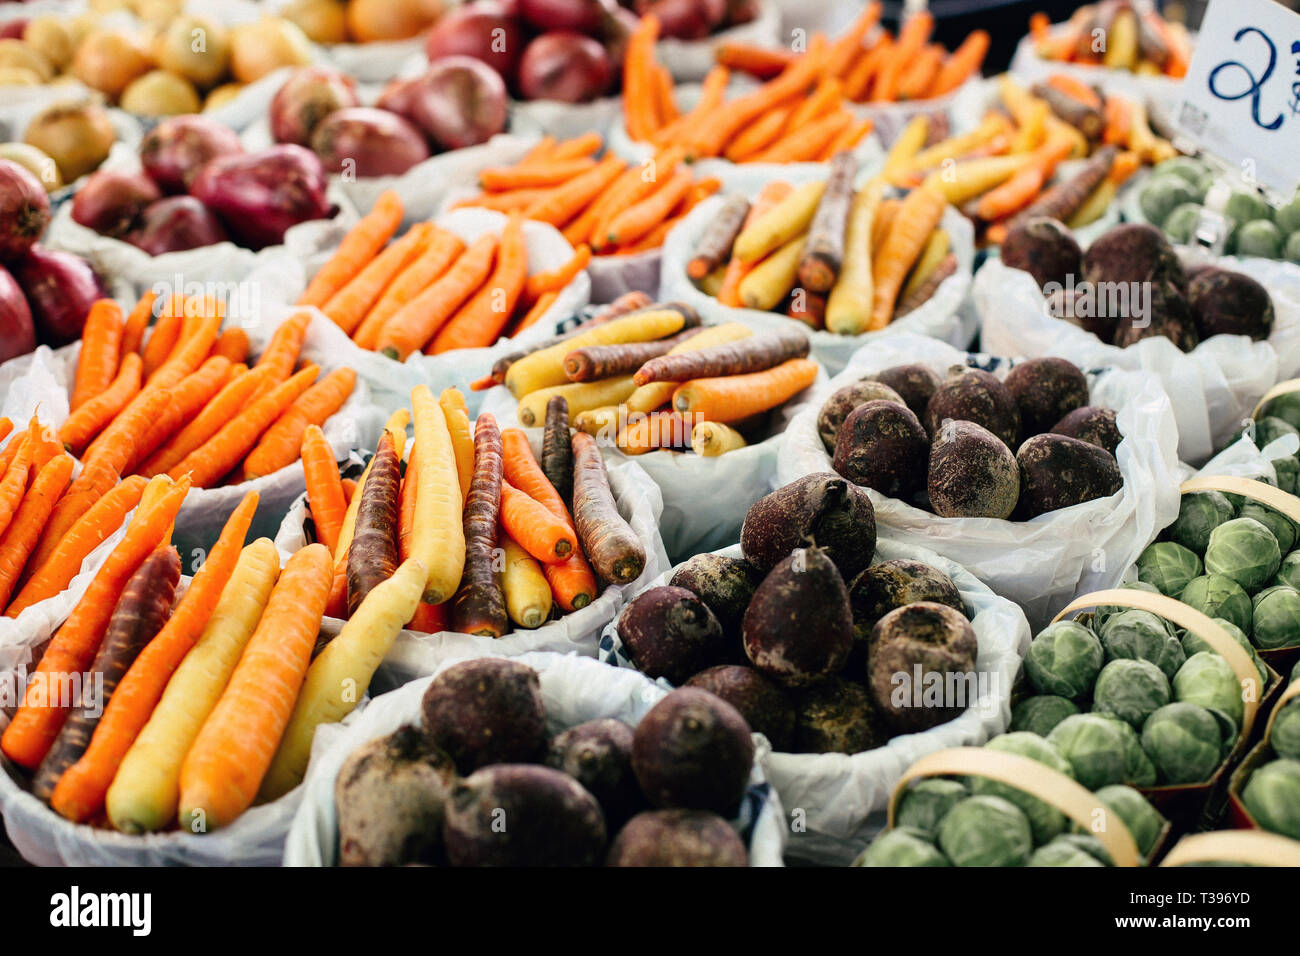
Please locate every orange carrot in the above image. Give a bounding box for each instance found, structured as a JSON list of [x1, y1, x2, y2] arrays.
[[480, 158, 597, 192], [872, 197, 901, 250], [0, 432, 34, 540], [525, 154, 627, 227], [255, 311, 311, 382], [302, 425, 346, 554], [871, 186, 947, 329], [324, 223, 434, 337], [751, 111, 853, 163], [827, 1, 882, 77], [822, 117, 874, 158], [548, 132, 603, 160], [930, 29, 989, 96], [353, 229, 466, 349], [341, 477, 356, 504], [500, 479, 576, 562], [715, 182, 793, 307], [975, 130, 1076, 221], [623, 14, 661, 141], [299, 191, 404, 308], [844, 33, 893, 101], [0, 454, 73, 609], [242, 367, 356, 480], [523, 244, 591, 303], [713, 42, 796, 80], [430, 214, 528, 353], [1046, 72, 1102, 110], [455, 186, 551, 213], [24, 458, 121, 579], [137, 366, 272, 478], [590, 147, 686, 248], [602, 168, 693, 248], [128, 356, 234, 473], [1103, 95, 1132, 146], [652, 64, 678, 127], [148, 312, 222, 390], [119, 291, 157, 358], [787, 78, 843, 130], [873, 11, 933, 102], [671, 358, 819, 422], [211, 327, 250, 364], [71, 300, 124, 412], [376, 234, 498, 361], [140, 311, 181, 381], [406, 600, 448, 634], [898, 44, 944, 100], [513, 291, 558, 335], [1109, 150, 1140, 185], [724, 105, 796, 162], [617, 410, 689, 454], [80, 387, 173, 484], [652, 65, 728, 147]]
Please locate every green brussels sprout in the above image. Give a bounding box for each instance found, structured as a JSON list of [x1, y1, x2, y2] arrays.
[[1172, 651, 1244, 729], [1094, 581, 1162, 632], [1251, 584, 1300, 650], [936, 795, 1033, 867], [1155, 157, 1213, 193], [1272, 457, 1300, 496], [1180, 618, 1268, 685], [1226, 189, 1272, 225], [1277, 195, 1300, 234], [1011, 695, 1080, 736], [895, 778, 969, 837], [1024, 621, 1104, 700], [1274, 550, 1300, 589], [1141, 176, 1198, 226], [1093, 784, 1166, 857], [1178, 573, 1253, 633], [1028, 836, 1107, 867], [1271, 698, 1300, 761], [1241, 758, 1300, 840], [1097, 713, 1158, 786], [1204, 517, 1281, 592], [1047, 714, 1128, 790], [1232, 416, 1300, 451], [1166, 491, 1235, 555], [1162, 202, 1203, 244], [1285, 231, 1300, 265], [1235, 220, 1282, 258], [1238, 501, 1298, 555], [1136, 542, 1203, 597], [1292, 659, 1300, 682], [1141, 702, 1230, 784], [1093, 658, 1172, 728], [1099, 609, 1185, 680], [1258, 391, 1300, 432], [852, 826, 952, 867], [970, 732, 1075, 844]]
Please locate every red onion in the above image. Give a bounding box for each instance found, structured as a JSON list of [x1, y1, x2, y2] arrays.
[[598, 3, 639, 78], [71, 169, 162, 239], [396, 57, 508, 151], [189, 145, 333, 251], [9, 246, 105, 347], [424, 3, 525, 84], [0, 20, 28, 41], [140, 115, 245, 195], [517, 32, 613, 103], [0, 264, 35, 363], [310, 107, 431, 178], [638, 0, 726, 40], [0, 159, 51, 262], [269, 66, 361, 147], [518, 0, 607, 34], [126, 196, 229, 255]]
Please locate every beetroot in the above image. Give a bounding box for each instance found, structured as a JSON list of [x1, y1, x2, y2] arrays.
[[740, 473, 876, 581], [420, 658, 548, 774], [139, 115, 244, 194], [0, 159, 51, 261], [545, 719, 644, 827], [617, 585, 726, 685], [310, 108, 431, 178], [189, 145, 332, 250], [632, 688, 754, 814], [607, 810, 748, 866], [126, 196, 228, 255]]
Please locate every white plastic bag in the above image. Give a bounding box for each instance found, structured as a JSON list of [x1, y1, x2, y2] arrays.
[[282, 651, 786, 866], [598, 540, 1031, 866], [510, 95, 624, 142], [0, 344, 73, 440], [975, 252, 1300, 464], [660, 194, 976, 375], [776, 333, 1183, 629], [273, 451, 668, 689]]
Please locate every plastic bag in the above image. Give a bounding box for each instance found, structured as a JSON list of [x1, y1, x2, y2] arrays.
[[975, 252, 1300, 464], [510, 95, 624, 142], [598, 540, 1030, 866], [282, 651, 786, 866], [776, 333, 1182, 629], [273, 450, 668, 689], [660, 194, 976, 375], [0, 344, 73, 441]]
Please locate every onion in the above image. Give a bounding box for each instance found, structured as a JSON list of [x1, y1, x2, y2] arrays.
[[0, 38, 53, 81], [23, 17, 74, 72], [71, 30, 152, 97], [126, 196, 228, 255], [140, 115, 244, 195], [0, 21, 28, 41], [598, 3, 639, 77], [346, 0, 438, 43], [310, 107, 431, 177], [190, 145, 333, 250], [229, 18, 313, 84], [24, 100, 116, 183], [518, 0, 607, 34], [0, 67, 40, 86], [8, 246, 105, 347], [0, 159, 51, 262], [204, 83, 245, 112], [72, 169, 162, 238], [393, 57, 508, 151], [424, 3, 525, 83], [153, 15, 231, 89], [0, 265, 35, 363], [280, 0, 349, 45], [518, 32, 612, 103], [0, 144, 62, 193], [639, 0, 726, 40], [120, 70, 203, 117], [269, 66, 361, 146]]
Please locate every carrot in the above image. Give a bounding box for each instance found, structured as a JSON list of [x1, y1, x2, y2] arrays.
[[822, 118, 874, 158], [0, 431, 34, 540], [1008, 145, 1116, 230], [929, 30, 988, 97], [168, 364, 319, 488], [654, 66, 728, 147], [844, 33, 893, 102], [509, 291, 556, 337], [788, 77, 843, 131], [119, 291, 156, 358], [242, 367, 355, 480], [148, 311, 222, 390], [0, 454, 73, 609], [175, 542, 332, 831], [140, 311, 181, 382], [539, 395, 574, 503], [300, 192, 404, 308], [785, 289, 827, 328], [523, 244, 591, 304], [623, 14, 661, 141], [406, 600, 448, 633], [724, 105, 795, 162], [827, 1, 883, 77], [563, 328, 698, 383], [438, 388, 475, 508], [6, 475, 149, 619], [738, 233, 806, 311], [672, 357, 819, 422], [398, 443, 419, 563], [500, 478, 576, 562], [1045, 72, 1102, 110], [341, 477, 356, 503], [634, 327, 809, 386], [137, 365, 272, 478], [546, 132, 602, 160], [431, 214, 529, 353], [129, 355, 234, 474], [480, 158, 596, 192], [79, 387, 173, 487], [354, 229, 466, 348], [900, 229, 951, 301], [874, 11, 933, 102], [1108, 149, 1140, 186], [617, 410, 688, 455], [23, 458, 122, 581], [408, 388, 465, 604], [692, 421, 748, 456], [526, 154, 627, 227], [491, 531, 549, 629], [571, 431, 644, 583], [1033, 81, 1104, 139], [752, 111, 854, 164], [734, 180, 824, 263], [0, 418, 11, 447], [377, 234, 498, 361], [590, 147, 687, 248], [716, 182, 793, 306], [687, 195, 748, 282], [31, 545, 180, 802], [602, 168, 693, 250], [870, 186, 947, 329], [342, 429, 399, 616], [70, 300, 124, 412], [209, 326, 249, 364], [325, 223, 434, 337], [299, 427, 345, 556], [872, 197, 901, 250], [898, 44, 944, 101], [798, 153, 858, 293], [895, 252, 957, 317], [457, 186, 553, 214], [451, 414, 506, 637], [713, 42, 795, 79], [975, 129, 1076, 221], [0, 474, 189, 770]]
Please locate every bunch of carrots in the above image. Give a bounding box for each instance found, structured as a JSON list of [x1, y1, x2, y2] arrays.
[[452, 133, 721, 258], [0, 472, 431, 833], [299, 189, 590, 360], [689, 151, 954, 334], [297, 383, 646, 641], [1029, 2, 1190, 77]]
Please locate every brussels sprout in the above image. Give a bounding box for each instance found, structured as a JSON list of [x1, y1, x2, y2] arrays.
[[1024, 621, 1104, 699], [1172, 651, 1244, 729], [1233, 416, 1300, 451], [1236, 220, 1282, 258], [1259, 391, 1300, 432], [1093, 658, 1172, 729], [1271, 698, 1300, 761], [1251, 584, 1300, 650], [1285, 231, 1300, 265], [1099, 609, 1185, 680], [896, 778, 969, 837], [970, 733, 1075, 843], [1136, 542, 1203, 597], [1277, 195, 1300, 234], [1094, 581, 1162, 632], [1093, 785, 1166, 858], [1241, 758, 1300, 840], [1238, 501, 1298, 555], [1272, 457, 1299, 496], [1275, 551, 1300, 589], [1226, 189, 1272, 225], [852, 826, 952, 867], [1156, 157, 1214, 193], [1166, 491, 1235, 555], [1141, 176, 1199, 226], [1178, 574, 1253, 634], [1180, 619, 1268, 685], [1141, 702, 1229, 784], [936, 795, 1033, 867], [1096, 713, 1158, 787], [1029, 836, 1107, 867], [1047, 714, 1128, 790], [1011, 695, 1080, 736], [1162, 203, 1203, 244], [1204, 517, 1281, 592]]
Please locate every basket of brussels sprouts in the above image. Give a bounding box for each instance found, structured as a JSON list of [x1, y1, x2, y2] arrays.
[[1160, 829, 1300, 867], [852, 744, 1170, 867], [1227, 673, 1300, 842]]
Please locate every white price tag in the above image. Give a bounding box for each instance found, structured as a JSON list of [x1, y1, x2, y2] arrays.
[[1175, 0, 1300, 197]]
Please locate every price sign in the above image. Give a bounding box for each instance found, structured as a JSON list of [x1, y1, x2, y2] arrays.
[[1176, 0, 1300, 197]]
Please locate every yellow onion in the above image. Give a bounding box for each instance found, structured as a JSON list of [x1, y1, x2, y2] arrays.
[[23, 18, 74, 72], [281, 0, 349, 45], [24, 100, 115, 181], [345, 0, 438, 43], [72, 30, 151, 97], [154, 14, 230, 89], [120, 70, 202, 116], [229, 18, 312, 84], [0, 143, 63, 193], [0, 39, 53, 82], [203, 83, 245, 111]]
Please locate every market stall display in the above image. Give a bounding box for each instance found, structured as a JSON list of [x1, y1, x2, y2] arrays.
[[1229, 671, 1300, 841]]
